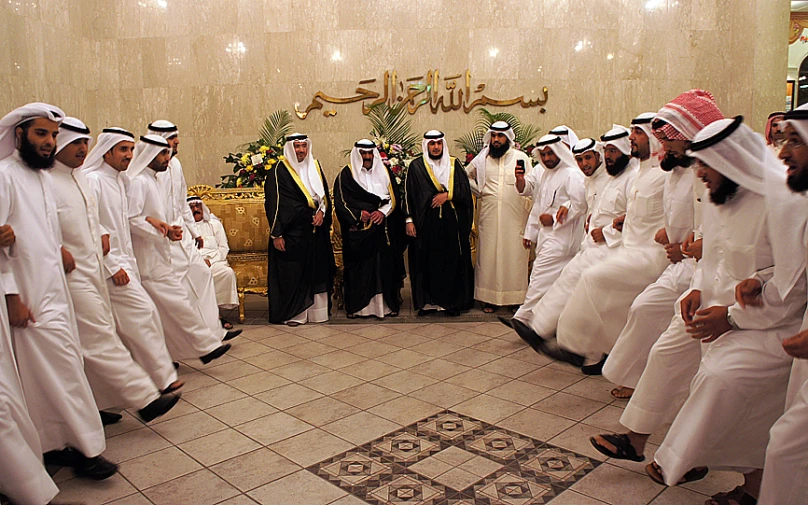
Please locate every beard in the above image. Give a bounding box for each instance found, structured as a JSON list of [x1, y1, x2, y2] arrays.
[[709, 177, 739, 205], [605, 154, 630, 176], [660, 152, 692, 172], [19, 134, 55, 170], [542, 157, 559, 169], [489, 139, 510, 159], [787, 166, 808, 193], [429, 152, 443, 161]]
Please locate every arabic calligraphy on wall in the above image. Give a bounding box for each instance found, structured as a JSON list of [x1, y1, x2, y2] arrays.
[[294, 70, 549, 119]]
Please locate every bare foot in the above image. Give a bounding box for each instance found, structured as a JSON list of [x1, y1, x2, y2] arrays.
[[610, 387, 634, 400]]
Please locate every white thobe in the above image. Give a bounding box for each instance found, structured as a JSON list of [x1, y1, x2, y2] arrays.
[[192, 218, 238, 309], [524, 162, 637, 332], [0, 151, 104, 457], [583, 165, 610, 234], [128, 168, 222, 360], [514, 163, 586, 320], [0, 274, 59, 505], [758, 356, 808, 505], [603, 166, 699, 388], [52, 162, 159, 411], [557, 158, 669, 361], [159, 158, 225, 338], [468, 149, 534, 305], [86, 164, 178, 390]]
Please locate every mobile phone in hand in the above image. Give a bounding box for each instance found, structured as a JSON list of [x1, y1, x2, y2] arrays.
[[515, 159, 525, 175]]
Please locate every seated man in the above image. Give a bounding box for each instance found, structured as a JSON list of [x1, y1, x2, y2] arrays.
[[187, 196, 238, 326]]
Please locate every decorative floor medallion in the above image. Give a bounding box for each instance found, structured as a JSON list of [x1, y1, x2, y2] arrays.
[[308, 410, 599, 504]]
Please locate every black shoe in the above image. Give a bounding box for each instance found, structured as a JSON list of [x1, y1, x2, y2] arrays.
[[511, 318, 543, 353], [446, 308, 461, 317], [74, 455, 118, 481], [223, 329, 242, 341], [581, 355, 607, 376], [138, 393, 180, 423], [200, 344, 231, 364], [99, 411, 123, 426], [497, 316, 513, 328], [43, 448, 80, 467], [417, 309, 437, 317], [537, 339, 585, 368]]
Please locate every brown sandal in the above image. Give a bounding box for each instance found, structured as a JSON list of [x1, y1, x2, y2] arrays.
[[706, 486, 757, 505], [646, 461, 708, 486]]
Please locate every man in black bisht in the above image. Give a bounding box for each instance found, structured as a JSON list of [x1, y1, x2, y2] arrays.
[[334, 139, 406, 318], [405, 130, 474, 316], [264, 133, 335, 326]]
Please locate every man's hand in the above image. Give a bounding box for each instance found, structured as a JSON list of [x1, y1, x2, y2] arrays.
[[370, 210, 385, 225], [360, 210, 371, 223], [686, 306, 732, 343], [0, 224, 15, 247], [590, 227, 605, 243], [204, 259, 211, 267], [145, 217, 170, 237], [61, 247, 76, 274], [612, 215, 625, 232], [111, 268, 130, 286], [406, 223, 417, 237], [515, 167, 526, 193], [273, 237, 286, 252], [539, 214, 554, 227], [431, 193, 449, 208], [584, 215, 591, 234], [680, 289, 702, 325], [664, 243, 684, 264], [783, 330, 808, 359], [167, 226, 183, 242], [682, 234, 703, 261], [312, 210, 324, 227], [654, 228, 669, 245], [101, 234, 110, 256], [735, 278, 763, 308], [522, 238, 533, 249], [5, 295, 35, 328], [556, 206, 569, 225], [195, 236, 204, 249]]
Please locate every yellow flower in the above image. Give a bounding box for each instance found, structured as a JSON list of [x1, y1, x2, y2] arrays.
[[259, 145, 269, 154], [245, 165, 253, 172], [236, 177, 243, 187], [268, 158, 277, 166], [240, 154, 250, 165]]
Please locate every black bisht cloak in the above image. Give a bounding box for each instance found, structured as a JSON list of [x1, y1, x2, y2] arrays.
[[333, 165, 406, 315], [264, 159, 335, 324], [404, 155, 474, 312]]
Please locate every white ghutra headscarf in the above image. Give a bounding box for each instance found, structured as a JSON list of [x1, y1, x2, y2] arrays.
[[283, 133, 326, 206]]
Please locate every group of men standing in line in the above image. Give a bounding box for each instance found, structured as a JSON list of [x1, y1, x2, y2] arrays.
[[0, 103, 242, 505], [263, 89, 808, 504]]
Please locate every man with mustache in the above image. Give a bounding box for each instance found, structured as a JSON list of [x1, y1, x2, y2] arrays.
[[0, 103, 115, 480]]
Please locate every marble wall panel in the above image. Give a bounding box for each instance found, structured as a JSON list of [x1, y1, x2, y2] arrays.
[[0, 0, 792, 186]]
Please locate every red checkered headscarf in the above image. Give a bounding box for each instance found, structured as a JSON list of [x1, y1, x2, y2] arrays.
[[652, 89, 724, 141], [765, 112, 785, 145]]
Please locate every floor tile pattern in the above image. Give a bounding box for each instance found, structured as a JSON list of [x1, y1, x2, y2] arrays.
[[309, 410, 599, 505]]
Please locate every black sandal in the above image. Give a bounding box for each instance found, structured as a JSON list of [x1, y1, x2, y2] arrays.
[[646, 461, 708, 486], [706, 486, 757, 505], [590, 434, 645, 462], [220, 317, 234, 330]]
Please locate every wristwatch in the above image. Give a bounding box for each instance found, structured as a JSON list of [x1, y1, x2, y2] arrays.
[[726, 310, 740, 330]]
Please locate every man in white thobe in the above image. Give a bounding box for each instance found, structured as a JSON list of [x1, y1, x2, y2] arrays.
[[552, 92, 723, 373], [467, 121, 534, 311], [0, 247, 61, 505], [148, 120, 239, 339], [646, 118, 807, 498], [52, 117, 179, 423], [511, 134, 586, 322], [126, 135, 231, 364], [603, 112, 702, 396], [187, 196, 238, 310], [548, 125, 579, 149], [0, 103, 115, 480], [84, 128, 182, 394], [510, 131, 639, 346], [758, 105, 808, 505]]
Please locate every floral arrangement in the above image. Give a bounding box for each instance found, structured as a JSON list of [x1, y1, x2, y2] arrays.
[[374, 141, 418, 190], [454, 108, 542, 165], [219, 110, 293, 188]]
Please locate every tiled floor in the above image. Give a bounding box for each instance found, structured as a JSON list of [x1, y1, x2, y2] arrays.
[[51, 321, 744, 505]]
